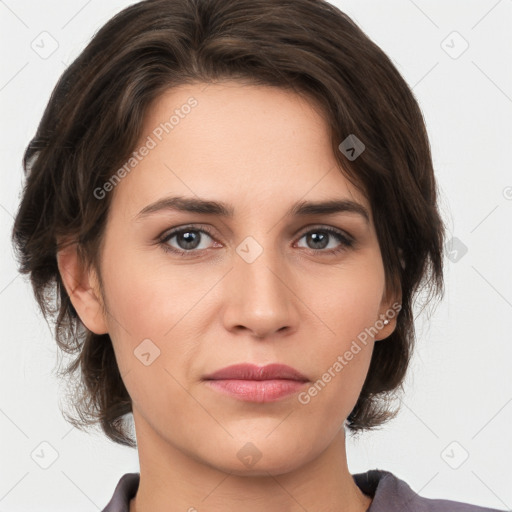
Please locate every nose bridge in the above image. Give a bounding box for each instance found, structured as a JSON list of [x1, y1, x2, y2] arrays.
[[224, 232, 297, 336], [236, 233, 288, 302]]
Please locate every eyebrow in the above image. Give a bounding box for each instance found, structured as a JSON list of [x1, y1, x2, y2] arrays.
[[136, 195, 370, 224]]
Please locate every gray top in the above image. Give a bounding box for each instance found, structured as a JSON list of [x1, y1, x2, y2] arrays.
[[101, 469, 506, 511]]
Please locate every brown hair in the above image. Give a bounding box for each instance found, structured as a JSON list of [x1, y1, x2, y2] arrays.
[[12, 0, 444, 447]]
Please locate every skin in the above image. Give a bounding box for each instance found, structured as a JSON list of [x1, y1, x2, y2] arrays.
[[58, 81, 401, 512]]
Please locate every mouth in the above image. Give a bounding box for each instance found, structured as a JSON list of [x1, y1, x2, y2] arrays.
[[202, 363, 309, 403]]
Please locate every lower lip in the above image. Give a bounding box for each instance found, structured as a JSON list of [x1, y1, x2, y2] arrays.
[[205, 379, 307, 402]]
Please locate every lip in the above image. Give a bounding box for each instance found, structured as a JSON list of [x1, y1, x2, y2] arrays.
[[204, 363, 308, 381], [203, 363, 309, 403]]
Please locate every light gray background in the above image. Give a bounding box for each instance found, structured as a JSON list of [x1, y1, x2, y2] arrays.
[[1, 0, 511, 510]]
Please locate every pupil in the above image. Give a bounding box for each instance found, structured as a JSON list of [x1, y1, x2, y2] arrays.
[[179, 231, 200, 250], [309, 232, 328, 249]]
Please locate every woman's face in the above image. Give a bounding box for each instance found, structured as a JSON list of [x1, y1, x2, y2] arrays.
[[90, 81, 398, 475]]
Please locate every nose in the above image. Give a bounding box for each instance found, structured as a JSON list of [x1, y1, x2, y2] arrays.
[[221, 241, 300, 340]]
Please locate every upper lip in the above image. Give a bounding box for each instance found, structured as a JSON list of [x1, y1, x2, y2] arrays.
[[203, 363, 308, 382]]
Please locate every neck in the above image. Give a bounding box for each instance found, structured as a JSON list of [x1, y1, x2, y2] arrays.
[[129, 415, 372, 512]]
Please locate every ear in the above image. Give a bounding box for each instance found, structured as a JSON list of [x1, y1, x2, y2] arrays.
[[56, 242, 108, 335], [374, 274, 402, 341]]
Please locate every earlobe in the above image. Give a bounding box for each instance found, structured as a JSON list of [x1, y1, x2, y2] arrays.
[[375, 280, 402, 341], [374, 305, 400, 341], [56, 243, 108, 335]]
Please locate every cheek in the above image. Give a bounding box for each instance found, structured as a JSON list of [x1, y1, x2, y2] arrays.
[[98, 242, 215, 395], [99, 252, 198, 418], [100, 246, 189, 337], [299, 259, 384, 401], [297, 293, 377, 434], [307, 259, 385, 344]]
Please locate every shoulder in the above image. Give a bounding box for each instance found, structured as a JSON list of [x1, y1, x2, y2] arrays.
[[102, 473, 139, 512], [352, 469, 506, 512]]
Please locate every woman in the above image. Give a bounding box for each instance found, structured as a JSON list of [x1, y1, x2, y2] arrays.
[[11, 0, 505, 511]]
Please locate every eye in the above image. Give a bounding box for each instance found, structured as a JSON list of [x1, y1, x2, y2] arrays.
[[159, 225, 217, 255], [295, 226, 354, 255], [158, 224, 355, 257]]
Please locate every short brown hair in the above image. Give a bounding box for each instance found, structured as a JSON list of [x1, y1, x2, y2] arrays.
[[12, 0, 444, 447]]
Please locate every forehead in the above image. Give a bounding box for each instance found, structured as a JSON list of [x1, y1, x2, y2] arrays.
[[109, 80, 370, 219]]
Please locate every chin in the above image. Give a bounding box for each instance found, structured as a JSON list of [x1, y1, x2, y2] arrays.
[[217, 456, 306, 477], [205, 436, 316, 477]]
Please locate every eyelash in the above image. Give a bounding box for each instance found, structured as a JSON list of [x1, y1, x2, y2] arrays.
[[157, 224, 355, 257]]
